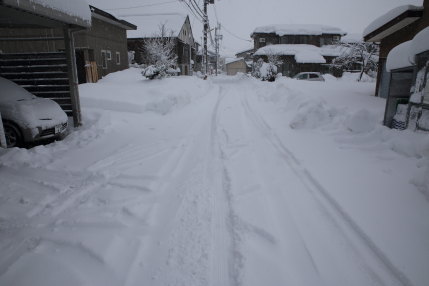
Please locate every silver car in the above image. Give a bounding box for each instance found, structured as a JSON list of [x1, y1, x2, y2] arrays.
[[293, 72, 325, 81], [0, 77, 68, 148]]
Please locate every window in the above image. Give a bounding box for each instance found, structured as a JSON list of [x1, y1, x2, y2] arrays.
[[107, 50, 112, 60], [101, 50, 107, 69], [116, 52, 120, 65], [333, 35, 340, 42], [309, 73, 319, 79], [259, 38, 266, 43]]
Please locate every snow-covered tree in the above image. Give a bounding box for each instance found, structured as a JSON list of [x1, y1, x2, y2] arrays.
[[252, 47, 282, 82], [141, 24, 178, 80], [331, 41, 379, 81]]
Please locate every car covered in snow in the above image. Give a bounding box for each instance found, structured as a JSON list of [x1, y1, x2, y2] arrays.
[[0, 77, 68, 148], [293, 72, 325, 81]]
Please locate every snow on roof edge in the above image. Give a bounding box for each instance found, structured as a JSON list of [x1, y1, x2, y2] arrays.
[[386, 41, 414, 72], [363, 5, 423, 37], [411, 26, 429, 57], [252, 24, 347, 37]]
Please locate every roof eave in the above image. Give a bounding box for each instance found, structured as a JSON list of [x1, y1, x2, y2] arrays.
[[0, 0, 91, 28], [364, 10, 423, 42]]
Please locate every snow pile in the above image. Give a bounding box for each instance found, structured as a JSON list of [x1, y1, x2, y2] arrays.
[[340, 72, 375, 82], [344, 109, 377, 133], [290, 98, 337, 129], [386, 40, 414, 71], [363, 5, 423, 37], [252, 24, 346, 36]]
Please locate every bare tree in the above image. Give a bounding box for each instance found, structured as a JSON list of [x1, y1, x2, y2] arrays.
[[141, 24, 179, 79], [331, 41, 379, 81]]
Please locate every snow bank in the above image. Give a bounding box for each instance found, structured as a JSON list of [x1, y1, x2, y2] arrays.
[[386, 40, 414, 71], [252, 24, 346, 37], [363, 5, 423, 37]]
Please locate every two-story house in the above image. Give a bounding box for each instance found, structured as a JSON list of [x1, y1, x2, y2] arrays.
[[126, 14, 197, 76], [251, 24, 346, 77]]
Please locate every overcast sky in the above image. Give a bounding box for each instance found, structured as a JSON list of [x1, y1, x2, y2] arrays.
[[89, 0, 423, 56]]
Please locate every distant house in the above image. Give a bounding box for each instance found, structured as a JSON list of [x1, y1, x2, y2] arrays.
[[0, 0, 92, 126], [225, 58, 249, 75], [195, 49, 218, 74], [235, 48, 254, 62], [251, 24, 346, 77], [364, 0, 429, 130], [126, 14, 197, 76]]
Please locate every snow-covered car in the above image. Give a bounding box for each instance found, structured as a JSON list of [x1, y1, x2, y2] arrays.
[[293, 72, 325, 81], [0, 77, 68, 148]]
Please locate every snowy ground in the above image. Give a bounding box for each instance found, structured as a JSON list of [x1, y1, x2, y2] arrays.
[[0, 68, 428, 286]]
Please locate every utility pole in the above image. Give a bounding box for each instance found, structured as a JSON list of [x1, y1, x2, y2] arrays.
[[203, 0, 214, 75], [214, 23, 222, 76]]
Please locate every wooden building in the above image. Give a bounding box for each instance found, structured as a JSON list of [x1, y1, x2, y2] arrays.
[[126, 14, 197, 76], [251, 24, 346, 77], [0, 0, 91, 126]]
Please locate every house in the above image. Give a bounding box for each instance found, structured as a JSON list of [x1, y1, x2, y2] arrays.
[[74, 6, 137, 83], [126, 14, 197, 76], [363, 0, 429, 130], [225, 58, 248, 75], [251, 24, 346, 77], [0, 0, 91, 127], [363, 3, 428, 99]]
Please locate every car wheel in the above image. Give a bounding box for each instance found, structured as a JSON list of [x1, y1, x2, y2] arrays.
[[3, 122, 22, 148]]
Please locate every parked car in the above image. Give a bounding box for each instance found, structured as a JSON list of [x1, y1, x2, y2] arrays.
[[293, 72, 325, 81], [0, 77, 68, 148]]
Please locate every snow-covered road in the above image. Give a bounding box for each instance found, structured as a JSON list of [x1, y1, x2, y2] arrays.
[[1, 69, 428, 286]]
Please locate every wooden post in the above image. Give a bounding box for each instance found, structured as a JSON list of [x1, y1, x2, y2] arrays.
[[64, 26, 82, 127], [0, 113, 7, 148]]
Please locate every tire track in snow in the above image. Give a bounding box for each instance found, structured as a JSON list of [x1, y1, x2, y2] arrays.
[[241, 93, 413, 286], [209, 90, 243, 286]]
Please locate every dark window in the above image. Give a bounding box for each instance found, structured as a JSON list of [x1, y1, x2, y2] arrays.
[[116, 52, 120, 65], [101, 50, 107, 69], [309, 74, 319, 79]]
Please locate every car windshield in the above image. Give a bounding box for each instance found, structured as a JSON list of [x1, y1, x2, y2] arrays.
[[0, 77, 35, 102]]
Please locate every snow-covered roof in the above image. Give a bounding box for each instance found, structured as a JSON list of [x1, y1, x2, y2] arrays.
[[254, 44, 343, 64], [225, 57, 244, 65], [411, 26, 429, 57], [386, 41, 414, 72], [294, 51, 326, 64], [1, 0, 92, 27], [120, 13, 187, 38], [341, 33, 363, 43], [252, 24, 346, 37], [363, 5, 423, 38]]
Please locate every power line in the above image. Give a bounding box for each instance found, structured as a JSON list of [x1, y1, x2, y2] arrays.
[[221, 24, 252, 42], [104, 0, 177, 11], [178, 0, 204, 23]]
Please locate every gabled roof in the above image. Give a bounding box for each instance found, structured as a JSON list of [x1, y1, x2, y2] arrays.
[[251, 24, 346, 37], [90, 6, 136, 30], [0, 0, 91, 28], [364, 5, 423, 42], [120, 13, 188, 39]]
